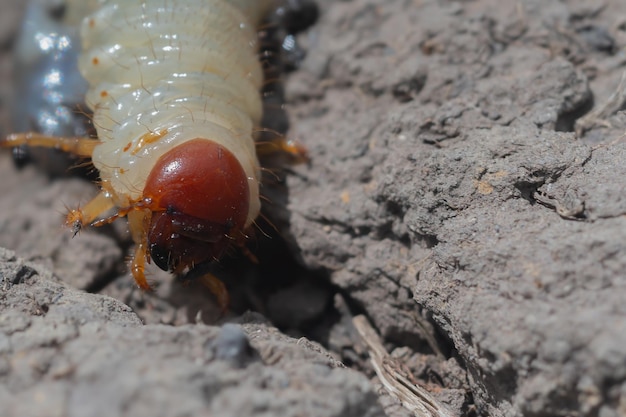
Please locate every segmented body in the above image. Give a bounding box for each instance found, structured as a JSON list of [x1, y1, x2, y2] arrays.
[[82, 0, 269, 226], [5, 0, 316, 301], [7, 0, 275, 293]]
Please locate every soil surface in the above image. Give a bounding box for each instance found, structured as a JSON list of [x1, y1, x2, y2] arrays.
[[2, 1, 626, 416]]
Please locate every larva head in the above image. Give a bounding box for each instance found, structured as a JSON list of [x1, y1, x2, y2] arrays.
[[143, 139, 249, 272]]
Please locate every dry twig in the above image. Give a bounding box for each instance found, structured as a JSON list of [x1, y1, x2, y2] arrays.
[[353, 315, 456, 417]]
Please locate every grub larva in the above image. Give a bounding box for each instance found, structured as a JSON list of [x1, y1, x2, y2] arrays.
[[4, 0, 299, 305]]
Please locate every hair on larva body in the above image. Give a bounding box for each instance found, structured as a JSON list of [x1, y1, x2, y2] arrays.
[[5, 0, 281, 303], [81, 0, 270, 224]]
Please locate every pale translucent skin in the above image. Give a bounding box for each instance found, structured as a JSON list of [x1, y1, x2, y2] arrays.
[[76, 0, 274, 227], [0, 0, 277, 295]]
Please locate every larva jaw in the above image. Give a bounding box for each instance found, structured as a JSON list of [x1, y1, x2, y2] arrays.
[[143, 139, 250, 272]]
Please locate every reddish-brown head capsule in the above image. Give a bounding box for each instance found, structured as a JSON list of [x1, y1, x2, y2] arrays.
[[143, 139, 250, 272]]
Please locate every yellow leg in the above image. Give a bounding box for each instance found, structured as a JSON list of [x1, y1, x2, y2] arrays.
[[256, 136, 309, 163], [130, 243, 151, 291], [199, 273, 230, 312], [65, 190, 116, 235], [127, 209, 152, 290], [2, 132, 100, 157]]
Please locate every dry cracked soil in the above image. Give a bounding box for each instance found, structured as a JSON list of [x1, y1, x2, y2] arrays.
[[1, 0, 626, 416]]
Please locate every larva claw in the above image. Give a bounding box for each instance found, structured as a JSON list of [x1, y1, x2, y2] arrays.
[[65, 210, 84, 236], [281, 138, 309, 163], [256, 137, 309, 163], [64, 190, 116, 232], [70, 220, 82, 237]]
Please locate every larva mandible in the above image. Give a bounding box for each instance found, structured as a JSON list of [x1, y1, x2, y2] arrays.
[[5, 0, 305, 305]]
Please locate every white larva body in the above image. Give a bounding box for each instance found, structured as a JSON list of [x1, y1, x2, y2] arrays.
[[4, 0, 285, 295], [76, 0, 273, 226]]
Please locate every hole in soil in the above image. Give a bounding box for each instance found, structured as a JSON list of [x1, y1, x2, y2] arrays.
[[222, 215, 342, 343], [514, 180, 541, 203], [555, 93, 594, 132]]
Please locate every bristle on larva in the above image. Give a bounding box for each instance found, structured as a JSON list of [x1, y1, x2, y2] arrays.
[[82, 0, 274, 226], [4, 0, 279, 305]]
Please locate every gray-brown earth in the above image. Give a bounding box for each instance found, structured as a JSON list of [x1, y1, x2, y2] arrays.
[[1, 0, 626, 416]]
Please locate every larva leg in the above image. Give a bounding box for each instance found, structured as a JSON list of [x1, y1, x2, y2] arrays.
[[256, 137, 309, 163], [65, 190, 116, 234], [198, 273, 230, 313], [256, 0, 318, 164], [181, 263, 231, 311], [127, 209, 152, 291], [2, 133, 99, 157], [130, 243, 151, 291]]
